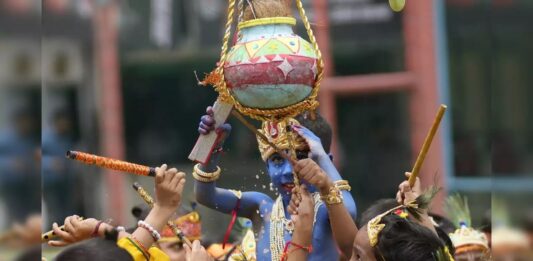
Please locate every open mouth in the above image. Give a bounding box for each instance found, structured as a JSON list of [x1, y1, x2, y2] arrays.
[[282, 183, 295, 191]]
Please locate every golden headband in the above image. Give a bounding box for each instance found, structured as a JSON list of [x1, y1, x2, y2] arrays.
[[256, 118, 308, 161], [367, 204, 414, 247], [367, 201, 455, 261]]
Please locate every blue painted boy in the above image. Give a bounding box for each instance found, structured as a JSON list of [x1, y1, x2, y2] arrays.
[[194, 108, 357, 260]]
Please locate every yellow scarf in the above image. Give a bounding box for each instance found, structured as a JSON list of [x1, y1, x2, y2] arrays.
[[117, 237, 170, 261]]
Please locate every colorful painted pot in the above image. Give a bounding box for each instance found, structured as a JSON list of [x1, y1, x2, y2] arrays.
[[223, 17, 318, 110]]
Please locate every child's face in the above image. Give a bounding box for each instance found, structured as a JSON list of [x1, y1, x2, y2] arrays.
[[266, 150, 310, 198], [159, 241, 186, 261], [455, 250, 490, 261], [352, 225, 377, 261], [266, 153, 295, 198]]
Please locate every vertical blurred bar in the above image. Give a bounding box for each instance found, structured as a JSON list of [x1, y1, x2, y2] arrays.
[[0, 0, 42, 258], [93, 1, 126, 224], [403, 0, 447, 212], [433, 0, 455, 190]]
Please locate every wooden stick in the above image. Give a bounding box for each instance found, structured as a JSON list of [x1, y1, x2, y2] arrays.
[[409, 105, 447, 187], [189, 100, 234, 164], [132, 182, 193, 248], [230, 110, 297, 165], [67, 151, 156, 177]]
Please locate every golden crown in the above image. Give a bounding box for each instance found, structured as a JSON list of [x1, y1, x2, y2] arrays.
[[449, 226, 489, 254], [256, 118, 308, 161]]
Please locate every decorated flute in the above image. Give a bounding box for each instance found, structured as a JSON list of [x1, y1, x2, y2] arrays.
[[409, 105, 447, 187], [132, 182, 193, 248], [66, 151, 156, 177], [41, 217, 84, 242]]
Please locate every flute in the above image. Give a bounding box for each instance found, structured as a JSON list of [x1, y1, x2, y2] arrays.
[[41, 217, 84, 242], [408, 105, 447, 187], [66, 151, 156, 177], [132, 182, 193, 248]]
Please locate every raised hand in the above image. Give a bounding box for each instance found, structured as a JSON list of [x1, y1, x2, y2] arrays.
[[48, 215, 110, 247], [294, 158, 333, 195], [198, 106, 232, 149], [10, 214, 42, 247], [396, 172, 438, 235], [290, 184, 315, 235], [396, 172, 422, 205], [198, 106, 216, 135], [155, 164, 186, 212], [287, 184, 314, 261], [185, 240, 214, 261], [292, 125, 327, 158]]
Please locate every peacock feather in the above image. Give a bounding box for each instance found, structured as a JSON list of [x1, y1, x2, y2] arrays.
[[445, 193, 471, 228]]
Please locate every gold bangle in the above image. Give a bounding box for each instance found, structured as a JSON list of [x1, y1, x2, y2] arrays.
[[334, 180, 351, 191], [193, 164, 221, 178], [336, 185, 351, 191], [320, 186, 343, 205], [334, 180, 348, 186], [192, 164, 221, 182], [192, 171, 220, 183]]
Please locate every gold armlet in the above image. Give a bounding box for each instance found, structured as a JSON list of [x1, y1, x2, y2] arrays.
[[229, 189, 243, 199], [334, 180, 351, 191], [192, 164, 221, 182], [320, 186, 343, 205], [193, 164, 221, 177]]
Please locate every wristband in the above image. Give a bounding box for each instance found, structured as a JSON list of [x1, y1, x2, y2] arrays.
[[92, 221, 104, 237], [138, 220, 161, 241], [320, 186, 343, 205], [281, 241, 313, 261]]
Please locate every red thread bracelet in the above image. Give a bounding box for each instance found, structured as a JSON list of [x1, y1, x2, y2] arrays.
[[92, 221, 104, 237], [222, 198, 240, 249], [281, 241, 313, 260], [130, 236, 151, 258]]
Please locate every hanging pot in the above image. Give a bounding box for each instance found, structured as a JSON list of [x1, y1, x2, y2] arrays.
[[224, 17, 318, 110]]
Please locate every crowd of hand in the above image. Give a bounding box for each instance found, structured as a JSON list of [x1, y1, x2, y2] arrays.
[[36, 108, 450, 261], [44, 163, 213, 261]]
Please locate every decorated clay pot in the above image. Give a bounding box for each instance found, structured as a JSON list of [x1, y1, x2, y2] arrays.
[[223, 17, 318, 110]]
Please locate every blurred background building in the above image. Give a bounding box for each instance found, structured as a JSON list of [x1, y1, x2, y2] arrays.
[[0, 0, 531, 257]]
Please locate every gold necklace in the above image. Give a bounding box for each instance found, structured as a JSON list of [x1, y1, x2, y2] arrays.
[[269, 194, 323, 261]]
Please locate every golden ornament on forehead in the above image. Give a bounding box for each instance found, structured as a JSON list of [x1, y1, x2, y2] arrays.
[[367, 202, 418, 247], [256, 118, 308, 161], [367, 209, 394, 247]]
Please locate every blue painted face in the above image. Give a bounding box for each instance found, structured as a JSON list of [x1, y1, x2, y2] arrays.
[[266, 150, 310, 199], [266, 153, 294, 198]]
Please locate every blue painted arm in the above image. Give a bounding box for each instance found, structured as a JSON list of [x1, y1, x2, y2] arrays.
[[194, 115, 272, 219], [317, 153, 357, 219], [194, 147, 272, 219], [195, 181, 272, 219], [293, 126, 357, 218]]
